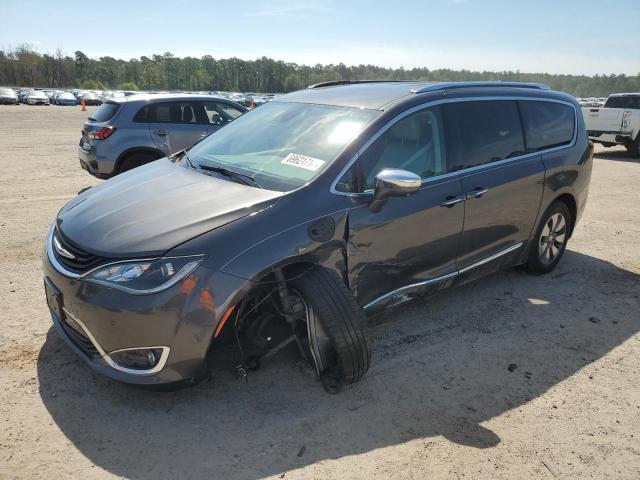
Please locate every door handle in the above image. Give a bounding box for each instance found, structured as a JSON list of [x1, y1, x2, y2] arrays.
[[466, 187, 489, 199], [440, 194, 466, 208], [155, 129, 168, 136]]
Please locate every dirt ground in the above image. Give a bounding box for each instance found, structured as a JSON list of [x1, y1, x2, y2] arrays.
[[0, 104, 638, 480]]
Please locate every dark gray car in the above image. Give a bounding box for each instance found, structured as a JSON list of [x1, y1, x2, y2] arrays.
[[78, 93, 247, 178], [44, 81, 593, 392]]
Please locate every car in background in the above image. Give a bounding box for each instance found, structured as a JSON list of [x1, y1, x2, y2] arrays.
[[54, 92, 77, 106], [78, 93, 247, 178], [0, 87, 19, 104], [583, 93, 640, 157], [26, 90, 50, 105], [81, 91, 102, 106], [18, 89, 33, 103], [46, 90, 60, 102]]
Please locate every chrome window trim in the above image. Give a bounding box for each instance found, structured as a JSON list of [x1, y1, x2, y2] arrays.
[[62, 306, 170, 376], [330, 96, 578, 196], [363, 242, 524, 311]]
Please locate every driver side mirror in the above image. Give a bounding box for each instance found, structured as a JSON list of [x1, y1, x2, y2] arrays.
[[369, 168, 421, 213]]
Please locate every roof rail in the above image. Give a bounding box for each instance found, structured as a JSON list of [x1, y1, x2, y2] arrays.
[[308, 80, 419, 89], [411, 81, 550, 94]]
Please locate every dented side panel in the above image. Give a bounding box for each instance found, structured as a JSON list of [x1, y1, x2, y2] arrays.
[[345, 176, 465, 306]]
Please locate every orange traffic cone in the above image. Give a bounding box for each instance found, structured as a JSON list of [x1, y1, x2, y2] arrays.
[[81, 97, 86, 111]]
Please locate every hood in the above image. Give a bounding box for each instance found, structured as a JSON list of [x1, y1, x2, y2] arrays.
[[57, 159, 282, 257]]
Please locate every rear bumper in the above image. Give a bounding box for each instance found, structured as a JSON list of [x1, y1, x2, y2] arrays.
[[78, 145, 116, 179], [588, 131, 632, 144]]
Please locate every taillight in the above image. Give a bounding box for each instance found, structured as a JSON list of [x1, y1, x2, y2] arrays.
[[89, 127, 116, 140]]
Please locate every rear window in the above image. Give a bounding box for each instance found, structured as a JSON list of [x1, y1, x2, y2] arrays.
[[443, 100, 525, 171], [519, 101, 575, 152], [89, 102, 120, 122], [604, 96, 640, 109]]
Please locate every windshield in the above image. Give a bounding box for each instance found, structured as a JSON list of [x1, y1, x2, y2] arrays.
[[188, 101, 380, 191], [31, 91, 46, 98], [60, 92, 75, 99], [0, 88, 15, 96]]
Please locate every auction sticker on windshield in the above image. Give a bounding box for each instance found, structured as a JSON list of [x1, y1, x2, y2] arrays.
[[281, 153, 325, 172]]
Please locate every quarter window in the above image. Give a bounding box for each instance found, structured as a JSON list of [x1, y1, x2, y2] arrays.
[[336, 107, 447, 192], [443, 101, 525, 171], [519, 101, 575, 152]]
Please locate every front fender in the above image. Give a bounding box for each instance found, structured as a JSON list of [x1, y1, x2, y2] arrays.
[[220, 209, 349, 285]]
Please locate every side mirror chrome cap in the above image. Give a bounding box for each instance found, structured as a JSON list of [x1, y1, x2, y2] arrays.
[[370, 169, 421, 213], [374, 169, 422, 199]]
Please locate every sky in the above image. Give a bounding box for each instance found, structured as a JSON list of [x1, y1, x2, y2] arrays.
[[1, 0, 639, 76]]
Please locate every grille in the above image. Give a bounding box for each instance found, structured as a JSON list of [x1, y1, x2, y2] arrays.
[[61, 316, 100, 358], [53, 229, 106, 274]]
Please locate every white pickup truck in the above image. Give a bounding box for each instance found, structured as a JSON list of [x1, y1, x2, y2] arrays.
[[582, 93, 640, 157]]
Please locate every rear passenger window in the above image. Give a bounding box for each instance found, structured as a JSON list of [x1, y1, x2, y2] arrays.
[[147, 102, 202, 123], [519, 101, 575, 152], [443, 101, 525, 171]]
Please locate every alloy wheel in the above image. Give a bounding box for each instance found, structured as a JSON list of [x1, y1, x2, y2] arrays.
[[538, 212, 567, 264]]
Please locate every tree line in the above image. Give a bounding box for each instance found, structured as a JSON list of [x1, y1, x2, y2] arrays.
[[1, 45, 638, 97]]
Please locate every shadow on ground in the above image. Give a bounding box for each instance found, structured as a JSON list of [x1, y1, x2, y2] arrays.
[[594, 148, 639, 163], [37, 251, 640, 479]]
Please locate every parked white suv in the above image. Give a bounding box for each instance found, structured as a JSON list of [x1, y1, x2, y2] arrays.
[[582, 93, 640, 157]]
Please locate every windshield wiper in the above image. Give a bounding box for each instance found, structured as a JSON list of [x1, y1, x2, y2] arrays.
[[200, 165, 263, 189], [183, 153, 262, 189]]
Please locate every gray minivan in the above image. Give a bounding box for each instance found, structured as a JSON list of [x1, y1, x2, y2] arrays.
[[78, 93, 247, 178], [47, 81, 593, 393]]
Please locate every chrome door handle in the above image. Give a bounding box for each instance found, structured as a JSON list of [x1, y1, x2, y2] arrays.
[[466, 187, 489, 199], [440, 194, 466, 207], [155, 129, 168, 136]]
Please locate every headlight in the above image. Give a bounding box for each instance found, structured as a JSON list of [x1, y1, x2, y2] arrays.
[[85, 255, 206, 294]]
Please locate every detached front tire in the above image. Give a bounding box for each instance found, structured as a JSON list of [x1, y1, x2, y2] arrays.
[[290, 267, 371, 393]]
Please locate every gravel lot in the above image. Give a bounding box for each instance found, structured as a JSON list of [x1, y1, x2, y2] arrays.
[[0, 105, 639, 480]]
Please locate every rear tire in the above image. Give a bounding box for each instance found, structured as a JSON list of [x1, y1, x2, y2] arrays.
[[525, 201, 572, 275], [119, 153, 156, 173], [290, 267, 370, 391], [625, 135, 640, 158]]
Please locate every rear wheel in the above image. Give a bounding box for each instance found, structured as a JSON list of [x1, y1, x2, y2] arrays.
[[525, 201, 572, 274], [119, 153, 157, 174], [626, 135, 640, 158], [290, 267, 370, 392]]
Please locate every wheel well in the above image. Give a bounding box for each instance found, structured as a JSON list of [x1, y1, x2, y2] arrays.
[[554, 193, 577, 236], [116, 148, 164, 172]]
